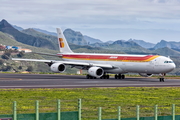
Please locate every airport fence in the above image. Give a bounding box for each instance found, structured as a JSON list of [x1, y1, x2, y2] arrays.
[[0, 99, 180, 120]]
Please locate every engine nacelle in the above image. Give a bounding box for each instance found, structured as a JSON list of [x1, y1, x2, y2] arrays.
[[88, 67, 104, 78], [139, 73, 153, 77], [50, 63, 66, 73]]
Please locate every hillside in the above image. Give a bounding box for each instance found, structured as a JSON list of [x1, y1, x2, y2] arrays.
[[154, 40, 180, 50], [0, 31, 76, 73], [106, 40, 151, 54], [84, 35, 103, 44], [128, 39, 155, 48], [153, 47, 180, 56], [63, 29, 88, 46], [0, 19, 57, 50], [0, 31, 57, 54], [33, 28, 57, 36], [22, 28, 59, 50]]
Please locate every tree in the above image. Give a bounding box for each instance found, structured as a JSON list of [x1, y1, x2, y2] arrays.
[[1, 54, 9, 59], [18, 66, 23, 70], [26, 66, 33, 72], [4, 51, 11, 57], [6, 66, 12, 71], [17, 51, 25, 57], [1, 51, 11, 60], [0, 59, 4, 65]]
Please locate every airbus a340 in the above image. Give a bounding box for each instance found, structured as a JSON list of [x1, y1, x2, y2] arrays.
[[12, 28, 176, 82]]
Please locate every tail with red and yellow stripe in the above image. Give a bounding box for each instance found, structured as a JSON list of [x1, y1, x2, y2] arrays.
[[56, 28, 73, 53]]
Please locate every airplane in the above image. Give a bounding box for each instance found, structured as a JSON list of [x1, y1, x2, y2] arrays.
[[12, 28, 176, 82]]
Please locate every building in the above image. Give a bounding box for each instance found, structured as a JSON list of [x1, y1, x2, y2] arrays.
[[18, 49, 32, 53]]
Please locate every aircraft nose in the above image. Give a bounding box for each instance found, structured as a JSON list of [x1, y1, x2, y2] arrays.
[[169, 63, 176, 71]]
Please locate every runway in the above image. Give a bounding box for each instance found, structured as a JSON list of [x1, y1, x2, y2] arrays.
[[0, 73, 180, 88]]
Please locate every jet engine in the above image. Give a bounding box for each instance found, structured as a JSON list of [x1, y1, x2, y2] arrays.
[[139, 73, 153, 77], [50, 63, 66, 73], [88, 67, 104, 78]]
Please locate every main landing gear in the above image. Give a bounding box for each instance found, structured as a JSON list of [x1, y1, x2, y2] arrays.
[[86, 72, 110, 79], [86, 74, 110, 79], [159, 73, 166, 82], [86, 74, 96, 79], [115, 74, 125, 79], [100, 74, 110, 79], [86, 73, 125, 79]]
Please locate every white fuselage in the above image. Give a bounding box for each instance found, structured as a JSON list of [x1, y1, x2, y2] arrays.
[[58, 53, 176, 74]]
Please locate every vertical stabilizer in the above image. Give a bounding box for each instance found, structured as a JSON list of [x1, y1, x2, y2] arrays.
[[56, 28, 73, 53]]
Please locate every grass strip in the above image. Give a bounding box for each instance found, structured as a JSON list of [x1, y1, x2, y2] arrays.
[[0, 87, 180, 119]]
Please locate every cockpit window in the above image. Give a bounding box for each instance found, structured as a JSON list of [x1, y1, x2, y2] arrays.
[[164, 61, 174, 63]]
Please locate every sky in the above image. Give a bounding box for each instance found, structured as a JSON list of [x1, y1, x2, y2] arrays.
[[1, 0, 180, 43]]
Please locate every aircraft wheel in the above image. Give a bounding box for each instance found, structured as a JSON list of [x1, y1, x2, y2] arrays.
[[106, 75, 109, 79], [159, 78, 164, 82], [86, 75, 90, 79], [122, 75, 125, 79], [118, 75, 122, 79], [89, 75, 93, 79], [115, 75, 118, 79], [87, 75, 96, 79]]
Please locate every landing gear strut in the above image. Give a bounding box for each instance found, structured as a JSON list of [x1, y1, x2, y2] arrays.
[[115, 74, 125, 79], [159, 73, 166, 82], [159, 78, 164, 82]]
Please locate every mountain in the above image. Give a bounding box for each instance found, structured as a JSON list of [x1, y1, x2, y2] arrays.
[[21, 28, 59, 50], [105, 41, 114, 44], [0, 19, 57, 50], [63, 29, 87, 46], [154, 40, 180, 50], [153, 47, 180, 56], [88, 40, 152, 54], [84, 35, 103, 44], [89, 42, 110, 48], [87, 39, 150, 54], [0, 31, 57, 54], [128, 39, 155, 48], [13, 25, 24, 31], [33, 28, 57, 36]]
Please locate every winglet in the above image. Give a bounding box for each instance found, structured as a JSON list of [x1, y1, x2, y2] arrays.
[[56, 28, 73, 53]]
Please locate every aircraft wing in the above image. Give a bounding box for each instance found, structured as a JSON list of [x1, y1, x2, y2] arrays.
[[24, 52, 61, 57], [12, 58, 113, 68]]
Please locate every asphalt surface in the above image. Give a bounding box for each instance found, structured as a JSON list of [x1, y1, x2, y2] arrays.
[[0, 73, 180, 88]]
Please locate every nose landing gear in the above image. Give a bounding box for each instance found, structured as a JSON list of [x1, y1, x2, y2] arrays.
[[159, 78, 164, 82], [159, 73, 166, 82]]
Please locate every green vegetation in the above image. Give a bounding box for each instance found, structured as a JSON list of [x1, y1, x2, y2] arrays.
[[21, 28, 59, 50], [0, 87, 180, 119]]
